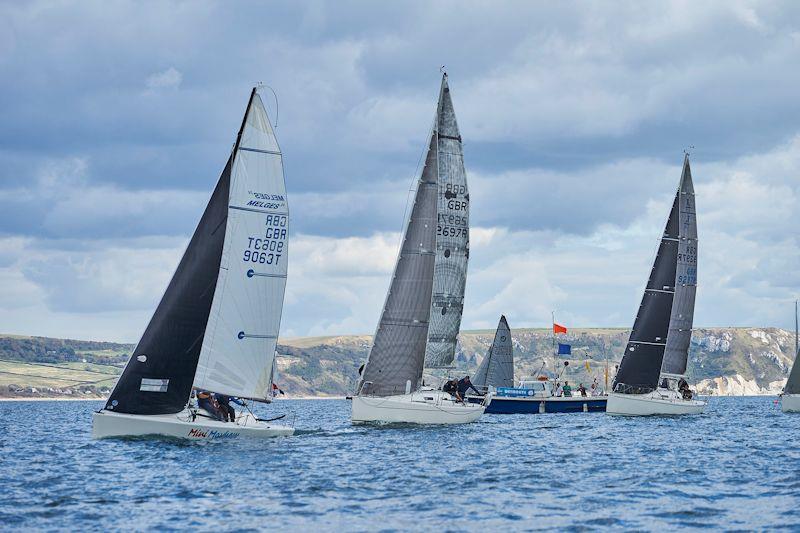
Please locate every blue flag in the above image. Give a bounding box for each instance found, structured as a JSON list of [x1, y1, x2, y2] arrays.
[[558, 343, 571, 355]]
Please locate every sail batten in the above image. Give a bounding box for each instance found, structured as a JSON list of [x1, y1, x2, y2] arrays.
[[613, 156, 697, 394]]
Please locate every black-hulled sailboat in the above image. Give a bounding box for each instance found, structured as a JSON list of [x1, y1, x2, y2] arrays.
[[351, 74, 484, 424], [92, 87, 293, 439], [607, 154, 705, 416], [781, 301, 800, 412]]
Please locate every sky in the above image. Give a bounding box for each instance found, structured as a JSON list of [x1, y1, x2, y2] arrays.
[[0, 1, 799, 342]]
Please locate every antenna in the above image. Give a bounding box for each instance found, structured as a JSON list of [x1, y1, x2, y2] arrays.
[[440, 65, 446, 75], [256, 82, 279, 129], [683, 145, 695, 156]]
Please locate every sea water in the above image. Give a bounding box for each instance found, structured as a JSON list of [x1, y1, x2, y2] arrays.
[[0, 397, 798, 530]]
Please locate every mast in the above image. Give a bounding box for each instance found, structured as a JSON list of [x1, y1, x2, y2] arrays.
[[795, 300, 798, 358], [613, 155, 696, 394]]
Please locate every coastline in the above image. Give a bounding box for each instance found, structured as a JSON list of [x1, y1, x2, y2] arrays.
[[0, 395, 348, 402]]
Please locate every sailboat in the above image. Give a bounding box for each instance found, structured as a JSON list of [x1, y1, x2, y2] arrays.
[[351, 74, 485, 424], [781, 301, 800, 412], [472, 315, 514, 391], [93, 87, 294, 439], [468, 316, 608, 414], [606, 154, 706, 416]]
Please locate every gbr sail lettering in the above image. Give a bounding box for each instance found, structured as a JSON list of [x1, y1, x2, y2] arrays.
[[437, 183, 468, 237], [243, 214, 287, 265]]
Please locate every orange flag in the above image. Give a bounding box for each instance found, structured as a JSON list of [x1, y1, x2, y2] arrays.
[[553, 323, 567, 334]]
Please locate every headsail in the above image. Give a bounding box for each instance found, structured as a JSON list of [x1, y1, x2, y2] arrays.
[[193, 89, 289, 401], [425, 74, 470, 368], [358, 135, 438, 397], [473, 315, 514, 390], [613, 155, 697, 394], [105, 157, 233, 415]]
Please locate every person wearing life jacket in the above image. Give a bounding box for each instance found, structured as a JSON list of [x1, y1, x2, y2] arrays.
[[214, 394, 245, 422], [442, 379, 459, 398]]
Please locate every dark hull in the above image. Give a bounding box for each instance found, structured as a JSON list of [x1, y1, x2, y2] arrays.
[[468, 395, 607, 414]]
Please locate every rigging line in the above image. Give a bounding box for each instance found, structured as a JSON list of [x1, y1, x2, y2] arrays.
[[0, 358, 120, 376]]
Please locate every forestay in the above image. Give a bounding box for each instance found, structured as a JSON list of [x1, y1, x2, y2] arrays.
[[473, 315, 514, 390], [424, 74, 470, 369], [614, 156, 697, 394], [194, 89, 289, 401]]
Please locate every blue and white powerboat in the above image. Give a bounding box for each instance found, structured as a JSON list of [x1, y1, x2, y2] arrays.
[[470, 378, 607, 414]]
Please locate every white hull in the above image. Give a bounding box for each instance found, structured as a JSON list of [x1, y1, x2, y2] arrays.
[[781, 394, 800, 413], [351, 389, 485, 425], [606, 389, 706, 416], [92, 409, 294, 440]]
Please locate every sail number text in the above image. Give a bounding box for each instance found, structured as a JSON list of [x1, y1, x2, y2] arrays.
[[242, 214, 287, 265]]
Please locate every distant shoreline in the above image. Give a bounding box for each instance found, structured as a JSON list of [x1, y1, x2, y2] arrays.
[[0, 395, 347, 402]]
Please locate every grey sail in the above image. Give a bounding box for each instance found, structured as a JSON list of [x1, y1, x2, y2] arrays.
[[613, 156, 696, 394], [661, 158, 698, 376], [473, 315, 514, 390], [358, 134, 439, 396], [786, 302, 800, 394], [424, 74, 470, 368]]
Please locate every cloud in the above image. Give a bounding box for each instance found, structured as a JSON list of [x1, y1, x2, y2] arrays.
[[145, 67, 182, 92], [1, 1, 800, 340]]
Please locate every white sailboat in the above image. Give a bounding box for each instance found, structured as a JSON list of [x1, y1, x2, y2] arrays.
[[780, 301, 800, 412], [607, 155, 706, 416], [351, 74, 485, 425], [93, 87, 294, 439]]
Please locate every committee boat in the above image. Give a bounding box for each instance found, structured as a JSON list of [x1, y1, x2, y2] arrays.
[[781, 301, 800, 413], [607, 155, 705, 416], [93, 87, 294, 439], [351, 73, 485, 425], [467, 316, 607, 414]]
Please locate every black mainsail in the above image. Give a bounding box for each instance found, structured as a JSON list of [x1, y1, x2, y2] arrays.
[[358, 74, 468, 396], [613, 155, 698, 394], [473, 315, 514, 390]]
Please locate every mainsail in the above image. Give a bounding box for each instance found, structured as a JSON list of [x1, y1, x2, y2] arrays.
[[473, 315, 514, 390], [105, 88, 287, 414], [613, 155, 697, 394], [786, 302, 800, 394], [194, 89, 289, 401], [358, 74, 468, 396], [424, 74, 470, 368]]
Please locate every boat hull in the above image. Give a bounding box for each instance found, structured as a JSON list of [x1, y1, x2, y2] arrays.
[[606, 390, 706, 416], [469, 395, 606, 414], [92, 409, 294, 439], [351, 389, 485, 425], [781, 394, 800, 413]]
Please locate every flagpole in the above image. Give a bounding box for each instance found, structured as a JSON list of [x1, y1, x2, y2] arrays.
[[551, 311, 556, 382]]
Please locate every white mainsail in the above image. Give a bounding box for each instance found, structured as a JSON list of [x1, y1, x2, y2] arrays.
[[194, 90, 289, 400]]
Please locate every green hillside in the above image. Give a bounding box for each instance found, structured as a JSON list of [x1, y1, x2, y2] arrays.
[[0, 328, 796, 398]]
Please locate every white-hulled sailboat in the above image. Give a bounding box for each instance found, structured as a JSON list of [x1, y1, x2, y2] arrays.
[[93, 87, 294, 439], [607, 154, 706, 416], [780, 301, 800, 412], [351, 74, 485, 424]]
